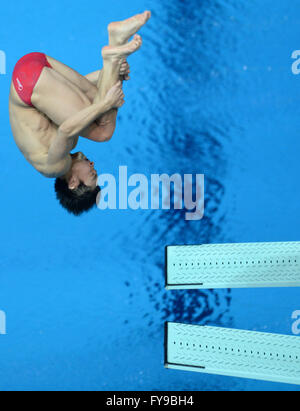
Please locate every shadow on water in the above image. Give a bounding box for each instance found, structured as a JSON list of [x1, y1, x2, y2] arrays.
[[110, 0, 246, 331]]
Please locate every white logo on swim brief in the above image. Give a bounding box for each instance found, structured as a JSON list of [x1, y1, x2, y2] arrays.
[[16, 77, 23, 91]]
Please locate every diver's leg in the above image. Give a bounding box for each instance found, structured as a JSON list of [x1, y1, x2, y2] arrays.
[[45, 11, 151, 98], [86, 12, 152, 139], [85, 11, 151, 101], [108, 11, 151, 46], [45, 55, 98, 101], [85, 54, 120, 141], [95, 35, 142, 101], [85, 34, 142, 142], [82, 12, 151, 140], [42, 11, 149, 141], [31, 36, 142, 143]]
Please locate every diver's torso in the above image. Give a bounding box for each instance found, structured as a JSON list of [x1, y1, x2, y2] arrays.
[[9, 82, 64, 177]]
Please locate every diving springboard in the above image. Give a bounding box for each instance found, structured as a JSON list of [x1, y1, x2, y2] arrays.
[[165, 242, 300, 289], [165, 322, 300, 385]]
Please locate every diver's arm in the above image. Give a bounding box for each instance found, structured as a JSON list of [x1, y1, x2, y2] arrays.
[[47, 100, 112, 166], [58, 100, 113, 139], [47, 82, 124, 165]]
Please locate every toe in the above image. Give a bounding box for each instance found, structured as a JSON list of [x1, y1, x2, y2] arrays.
[[144, 11, 151, 21], [134, 34, 142, 44]]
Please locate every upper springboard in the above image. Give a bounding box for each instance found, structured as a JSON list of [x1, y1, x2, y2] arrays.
[[165, 242, 300, 289]]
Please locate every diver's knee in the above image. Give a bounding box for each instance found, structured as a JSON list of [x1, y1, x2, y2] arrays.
[[88, 129, 113, 143], [101, 132, 113, 142]]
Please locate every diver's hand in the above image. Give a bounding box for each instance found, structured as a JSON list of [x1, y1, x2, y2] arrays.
[[120, 59, 130, 81], [105, 81, 125, 109]]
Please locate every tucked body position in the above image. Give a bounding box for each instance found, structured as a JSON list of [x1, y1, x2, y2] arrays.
[[9, 11, 151, 216]]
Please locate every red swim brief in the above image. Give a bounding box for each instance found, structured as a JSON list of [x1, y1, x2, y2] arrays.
[[12, 52, 52, 107]]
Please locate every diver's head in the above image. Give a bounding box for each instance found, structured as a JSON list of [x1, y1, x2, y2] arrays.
[[67, 152, 98, 189], [54, 152, 100, 216]]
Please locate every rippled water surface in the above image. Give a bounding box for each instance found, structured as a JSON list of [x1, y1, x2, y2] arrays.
[[0, 0, 300, 391]]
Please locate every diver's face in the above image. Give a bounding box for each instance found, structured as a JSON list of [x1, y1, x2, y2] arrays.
[[69, 152, 98, 189]]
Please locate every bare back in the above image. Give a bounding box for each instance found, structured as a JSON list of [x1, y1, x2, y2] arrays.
[[9, 82, 74, 178]]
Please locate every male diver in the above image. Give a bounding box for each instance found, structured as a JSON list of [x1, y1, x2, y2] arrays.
[[9, 11, 151, 216]]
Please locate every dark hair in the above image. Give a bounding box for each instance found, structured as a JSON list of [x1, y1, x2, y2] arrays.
[[54, 178, 101, 216]]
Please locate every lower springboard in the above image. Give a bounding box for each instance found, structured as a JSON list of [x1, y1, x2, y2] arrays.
[[164, 322, 300, 385], [165, 242, 300, 289]]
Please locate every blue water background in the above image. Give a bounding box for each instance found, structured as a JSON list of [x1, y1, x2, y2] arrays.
[[0, 0, 299, 391]]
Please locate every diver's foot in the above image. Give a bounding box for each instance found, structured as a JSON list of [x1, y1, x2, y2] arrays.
[[102, 35, 143, 61], [108, 11, 151, 46]]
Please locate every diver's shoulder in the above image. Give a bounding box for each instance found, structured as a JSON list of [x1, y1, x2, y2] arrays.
[[37, 154, 72, 179]]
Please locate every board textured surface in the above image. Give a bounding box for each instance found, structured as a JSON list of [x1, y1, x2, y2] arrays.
[[166, 242, 300, 289], [165, 322, 300, 385]]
